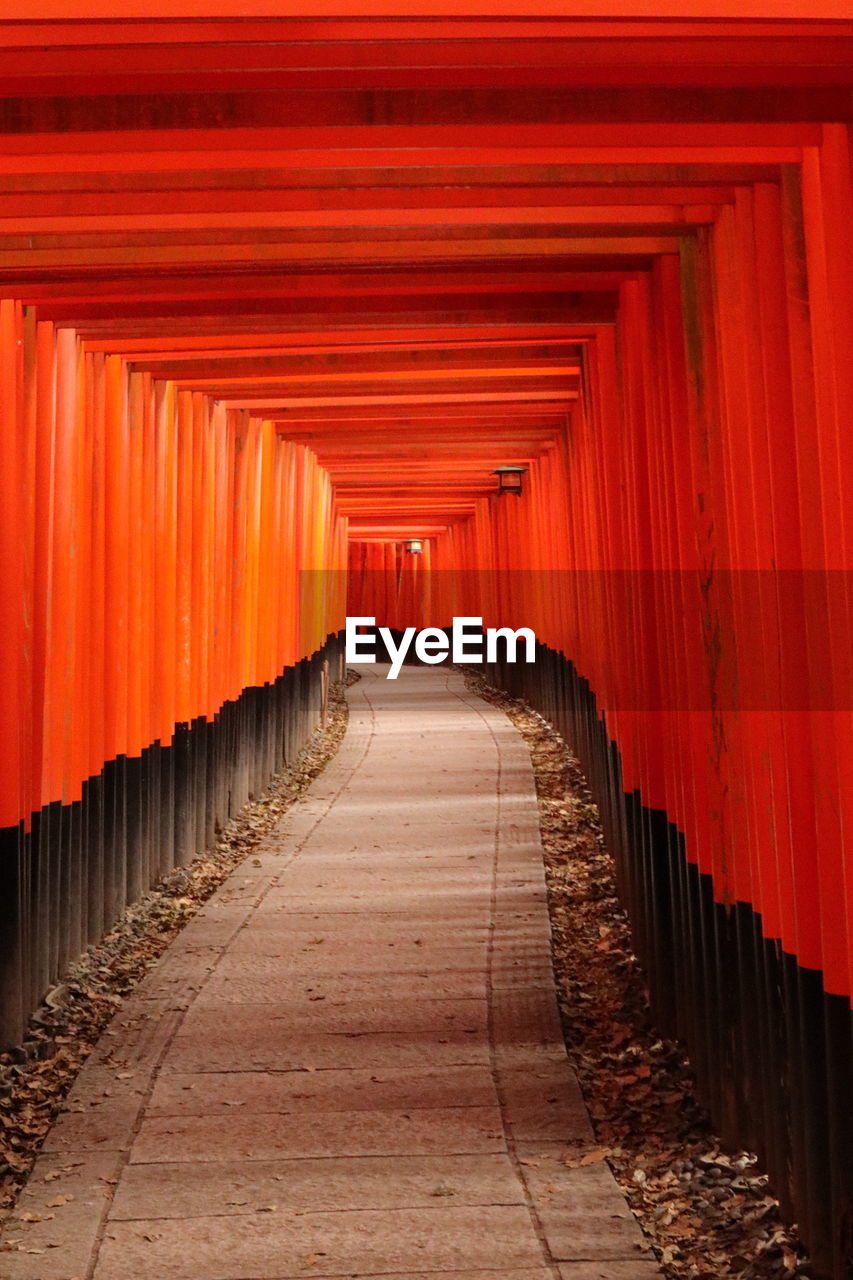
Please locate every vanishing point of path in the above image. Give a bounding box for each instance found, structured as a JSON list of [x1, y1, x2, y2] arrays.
[[4, 667, 661, 1280]]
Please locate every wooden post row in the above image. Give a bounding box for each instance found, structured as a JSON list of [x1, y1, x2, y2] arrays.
[[0, 312, 348, 1046], [346, 127, 852, 1273]]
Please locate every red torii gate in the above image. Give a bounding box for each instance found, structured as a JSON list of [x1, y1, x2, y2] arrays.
[[0, 7, 851, 1274]]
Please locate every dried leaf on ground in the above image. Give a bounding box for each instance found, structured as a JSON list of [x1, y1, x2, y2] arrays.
[[0, 674, 356, 1220], [465, 669, 811, 1280]]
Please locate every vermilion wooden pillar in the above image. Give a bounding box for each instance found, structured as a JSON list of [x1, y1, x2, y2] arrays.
[[1, 11, 853, 1273]]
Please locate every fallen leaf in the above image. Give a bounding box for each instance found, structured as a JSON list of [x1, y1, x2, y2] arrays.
[[580, 1149, 610, 1166]]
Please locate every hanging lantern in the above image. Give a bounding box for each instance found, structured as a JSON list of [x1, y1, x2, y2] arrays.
[[493, 465, 527, 497], [404, 538, 423, 554]]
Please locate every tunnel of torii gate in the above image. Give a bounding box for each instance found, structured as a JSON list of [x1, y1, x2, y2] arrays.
[[0, 2, 852, 1276]]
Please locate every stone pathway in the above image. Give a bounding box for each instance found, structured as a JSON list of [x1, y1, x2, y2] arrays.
[[2, 666, 660, 1280]]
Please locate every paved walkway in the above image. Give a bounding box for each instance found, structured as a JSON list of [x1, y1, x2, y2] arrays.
[[4, 667, 660, 1280]]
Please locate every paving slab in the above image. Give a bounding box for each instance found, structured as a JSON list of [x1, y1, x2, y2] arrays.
[[224, 920, 489, 963], [132, 946, 221, 1001], [0, 1150, 121, 1279], [518, 1157, 651, 1261], [260, 888, 494, 915], [43, 1088, 145, 1154], [192, 962, 487, 1004], [131, 1104, 506, 1162], [148, 1064, 498, 1116], [188, 994, 489, 1037], [1, 665, 658, 1280], [513, 1145, 654, 1268], [85, 998, 186, 1070], [94, 1204, 546, 1280], [109, 1153, 526, 1219], [163, 1022, 491, 1073], [498, 1066, 595, 1143]]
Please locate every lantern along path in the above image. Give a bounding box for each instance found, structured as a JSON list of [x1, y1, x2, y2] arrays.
[[3, 666, 660, 1280]]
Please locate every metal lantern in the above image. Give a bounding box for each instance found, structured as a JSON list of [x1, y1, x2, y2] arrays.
[[404, 538, 423, 554], [493, 465, 527, 497]]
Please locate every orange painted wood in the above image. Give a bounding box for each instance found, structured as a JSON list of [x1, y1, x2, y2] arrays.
[[1, 11, 852, 1015]]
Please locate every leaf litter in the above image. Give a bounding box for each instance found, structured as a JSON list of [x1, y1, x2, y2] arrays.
[[465, 669, 811, 1280], [0, 672, 357, 1226]]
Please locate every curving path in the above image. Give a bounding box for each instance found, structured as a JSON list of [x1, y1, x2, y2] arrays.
[[3, 666, 660, 1280]]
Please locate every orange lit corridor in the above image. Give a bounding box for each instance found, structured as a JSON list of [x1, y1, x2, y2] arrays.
[[4, 668, 659, 1280], [1, 7, 852, 1279]]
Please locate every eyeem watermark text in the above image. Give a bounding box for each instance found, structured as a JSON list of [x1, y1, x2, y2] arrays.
[[346, 616, 536, 680]]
